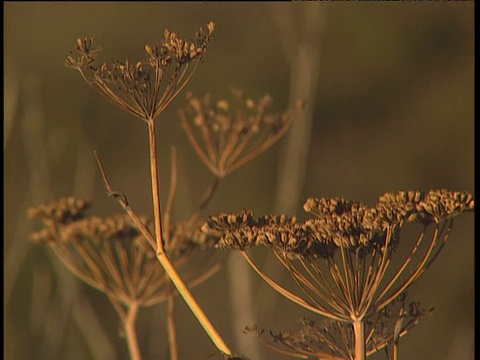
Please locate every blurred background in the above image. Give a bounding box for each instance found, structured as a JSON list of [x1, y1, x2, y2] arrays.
[[4, 2, 474, 360]]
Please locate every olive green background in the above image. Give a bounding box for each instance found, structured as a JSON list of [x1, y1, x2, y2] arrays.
[[4, 2, 474, 360]]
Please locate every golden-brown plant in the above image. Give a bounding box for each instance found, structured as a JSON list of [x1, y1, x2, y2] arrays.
[[26, 16, 471, 360], [63, 21, 237, 358], [27, 197, 225, 360], [201, 190, 474, 359], [28, 20, 301, 360]]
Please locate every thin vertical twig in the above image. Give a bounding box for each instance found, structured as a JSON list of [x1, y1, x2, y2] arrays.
[[164, 146, 178, 248], [186, 176, 221, 228], [147, 119, 167, 254], [226, 7, 327, 357], [146, 117, 232, 354], [167, 286, 179, 360], [258, 1, 328, 329], [6, 74, 50, 304], [124, 302, 141, 360], [227, 252, 263, 360], [11, 74, 113, 360], [164, 147, 179, 360]]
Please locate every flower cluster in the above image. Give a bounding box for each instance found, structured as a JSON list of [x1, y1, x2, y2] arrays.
[[28, 198, 219, 307], [180, 90, 303, 177], [201, 189, 473, 359], [65, 22, 215, 121], [27, 196, 90, 227], [203, 190, 474, 258]]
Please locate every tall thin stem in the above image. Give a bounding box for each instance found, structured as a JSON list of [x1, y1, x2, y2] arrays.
[[186, 176, 221, 228], [124, 302, 141, 360], [146, 119, 232, 356], [353, 318, 365, 360], [167, 285, 179, 360], [164, 148, 178, 360], [154, 245, 232, 355], [147, 119, 166, 254], [94, 150, 231, 355]]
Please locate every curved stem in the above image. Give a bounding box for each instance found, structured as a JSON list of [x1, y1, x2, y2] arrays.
[[186, 175, 221, 228]]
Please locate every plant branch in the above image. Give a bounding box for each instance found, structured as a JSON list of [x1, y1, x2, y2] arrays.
[[93, 149, 232, 356], [164, 146, 178, 248], [186, 175, 221, 228]]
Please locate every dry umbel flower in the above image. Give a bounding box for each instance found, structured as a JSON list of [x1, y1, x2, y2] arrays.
[[202, 189, 474, 360], [66, 22, 215, 122], [180, 89, 303, 178], [28, 197, 224, 360], [66, 22, 237, 359]]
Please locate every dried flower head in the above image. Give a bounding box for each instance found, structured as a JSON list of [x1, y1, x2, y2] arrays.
[[180, 89, 303, 177], [202, 189, 473, 352], [27, 196, 90, 226], [28, 198, 221, 308], [66, 22, 215, 121]]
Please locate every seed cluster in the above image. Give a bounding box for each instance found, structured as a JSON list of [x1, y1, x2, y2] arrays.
[[180, 90, 302, 177], [28, 198, 217, 307], [65, 22, 215, 121], [202, 190, 474, 258]]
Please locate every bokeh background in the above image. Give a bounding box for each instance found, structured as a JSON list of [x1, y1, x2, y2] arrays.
[[4, 2, 474, 360]]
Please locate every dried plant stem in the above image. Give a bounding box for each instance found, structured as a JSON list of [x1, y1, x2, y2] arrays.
[[164, 148, 178, 360], [375, 222, 452, 313], [154, 243, 232, 356], [124, 302, 141, 360], [148, 120, 167, 254], [167, 285, 179, 360], [187, 176, 221, 228], [241, 251, 343, 322], [164, 146, 178, 248], [146, 120, 231, 354], [353, 319, 365, 360], [94, 134, 232, 356]]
